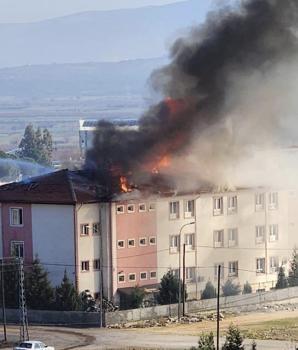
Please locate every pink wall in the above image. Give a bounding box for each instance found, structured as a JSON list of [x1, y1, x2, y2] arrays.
[[116, 201, 157, 289], [1, 203, 33, 263]]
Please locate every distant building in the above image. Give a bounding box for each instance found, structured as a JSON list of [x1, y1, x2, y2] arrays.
[[79, 119, 138, 156]]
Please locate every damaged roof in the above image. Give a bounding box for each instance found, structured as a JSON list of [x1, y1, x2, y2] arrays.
[[0, 169, 107, 204]]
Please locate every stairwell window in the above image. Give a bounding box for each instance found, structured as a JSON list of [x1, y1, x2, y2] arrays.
[[80, 224, 89, 236], [213, 197, 223, 216], [10, 208, 23, 226], [81, 261, 90, 272], [169, 201, 180, 220]]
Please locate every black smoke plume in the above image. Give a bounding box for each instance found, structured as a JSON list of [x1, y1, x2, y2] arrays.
[[85, 0, 298, 195]]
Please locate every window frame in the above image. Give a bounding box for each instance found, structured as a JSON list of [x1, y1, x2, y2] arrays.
[[228, 228, 238, 247], [268, 192, 278, 210], [228, 261, 238, 277], [213, 230, 224, 248], [128, 238, 135, 248], [128, 273, 136, 282], [117, 240, 125, 249], [10, 240, 24, 258], [227, 196, 237, 214], [269, 224, 278, 242], [256, 258, 265, 274], [138, 203, 146, 212], [118, 273, 125, 283], [255, 193, 265, 211], [169, 201, 180, 220], [214, 263, 224, 280], [80, 223, 90, 236], [150, 271, 157, 279], [184, 199, 195, 218], [9, 207, 23, 227], [149, 236, 156, 245], [139, 237, 147, 247], [184, 233, 195, 250], [127, 204, 135, 213], [92, 222, 100, 235], [140, 271, 148, 280], [255, 225, 265, 244], [169, 235, 180, 253], [185, 267, 196, 282], [81, 260, 90, 272], [213, 197, 223, 216], [116, 205, 125, 214]]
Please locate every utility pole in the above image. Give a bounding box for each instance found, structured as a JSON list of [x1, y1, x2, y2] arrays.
[[18, 258, 29, 342], [182, 243, 186, 317], [100, 269, 104, 328], [216, 265, 221, 350], [1, 259, 7, 342]]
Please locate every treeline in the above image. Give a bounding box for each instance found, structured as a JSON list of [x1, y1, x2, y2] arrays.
[[2, 257, 95, 312]]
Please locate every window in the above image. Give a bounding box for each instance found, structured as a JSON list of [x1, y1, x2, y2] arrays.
[[228, 261, 238, 277], [149, 236, 156, 245], [256, 258, 265, 274], [270, 256, 278, 273], [214, 263, 224, 279], [117, 240, 125, 249], [214, 230, 224, 248], [128, 273, 136, 282], [213, 197, 223, 216], [149, 203, 156, 211], [256, 225, 265, 244], [139, 237, 147, 246], [118, 274, 125, 283], [169, 201, 180, 219], [11, 241, 24, 258], [80, 224, 89, 236], [127, 204, 135, 213], [93, 259, 100, 270], [81, 261, 90, 272], [186, 267, 195, 282], [269, 224, 278, 242], [140, 272, 147, 280], [116, 205, 125, 214], [184, 200, 195, 218], [92, 223, 100, 235], [227, 196, 237, 214], [128, 239, 135, 247], [185, 233, 195, 249], [268, 192, 278, 210], [172, 269, 179, 278], [150, 271, 157, 279], [169, 235, 180, 253], [10, 208, 23, 226], [255, 193, 265, 211], [139, 203, 146, 212], [228, 228, 238, 247]]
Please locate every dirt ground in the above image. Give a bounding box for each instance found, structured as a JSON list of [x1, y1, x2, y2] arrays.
[[1, 309, 298, 350]]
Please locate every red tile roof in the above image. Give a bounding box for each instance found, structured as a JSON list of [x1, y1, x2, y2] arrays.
[[0, 169, 106, 204]]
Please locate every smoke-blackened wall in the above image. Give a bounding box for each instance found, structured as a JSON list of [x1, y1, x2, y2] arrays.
[[86, 0, 298, 193]]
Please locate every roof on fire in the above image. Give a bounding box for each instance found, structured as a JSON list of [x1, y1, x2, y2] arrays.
[[0, 169, 107, 204]]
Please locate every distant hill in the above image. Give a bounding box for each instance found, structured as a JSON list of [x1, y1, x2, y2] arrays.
[[0, 0, 212, 68], [0, 57, 167, 98]]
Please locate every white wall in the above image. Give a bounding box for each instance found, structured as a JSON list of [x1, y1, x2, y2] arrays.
[[76, 203, 101, 295], [32, 204, 75, 287]]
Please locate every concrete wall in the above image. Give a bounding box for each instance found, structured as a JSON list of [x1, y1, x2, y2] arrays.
[[32, 204, 75, 287], [0, 308, 101, 326], [106, 286, 298, 325]]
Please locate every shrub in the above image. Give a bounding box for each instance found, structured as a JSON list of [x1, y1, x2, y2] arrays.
[[158, 271, 186, 305], [242, 281, 252, 294], [275, 266, 288, 289], [222, 279, 241, 297], [201, 281, 217, 300], [222, 324, 244, 350], [197, 332, 215, 350]]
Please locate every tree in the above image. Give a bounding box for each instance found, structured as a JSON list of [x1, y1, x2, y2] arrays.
[[130, 286, 146, 309], [288, 247, 298, 287], [275, 266, 288, 289], [2, 259, 19, 308], [54, 270, 80, 311], [25, 257, 54, 310], [242, 281, 252, 294], [157, 271, 186, 305], [222, 324, 244, 350], [18, 124, 53, 166], [201, 281, 217, 300], [222, 280, 241, 297], [193, 332, 215, 350]]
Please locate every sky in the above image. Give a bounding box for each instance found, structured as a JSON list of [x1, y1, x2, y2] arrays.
[[0, 0, 187, 23]]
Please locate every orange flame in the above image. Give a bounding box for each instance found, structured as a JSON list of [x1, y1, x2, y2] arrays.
[[120, 176, 132, 193], [152, 155, 171, 174]]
